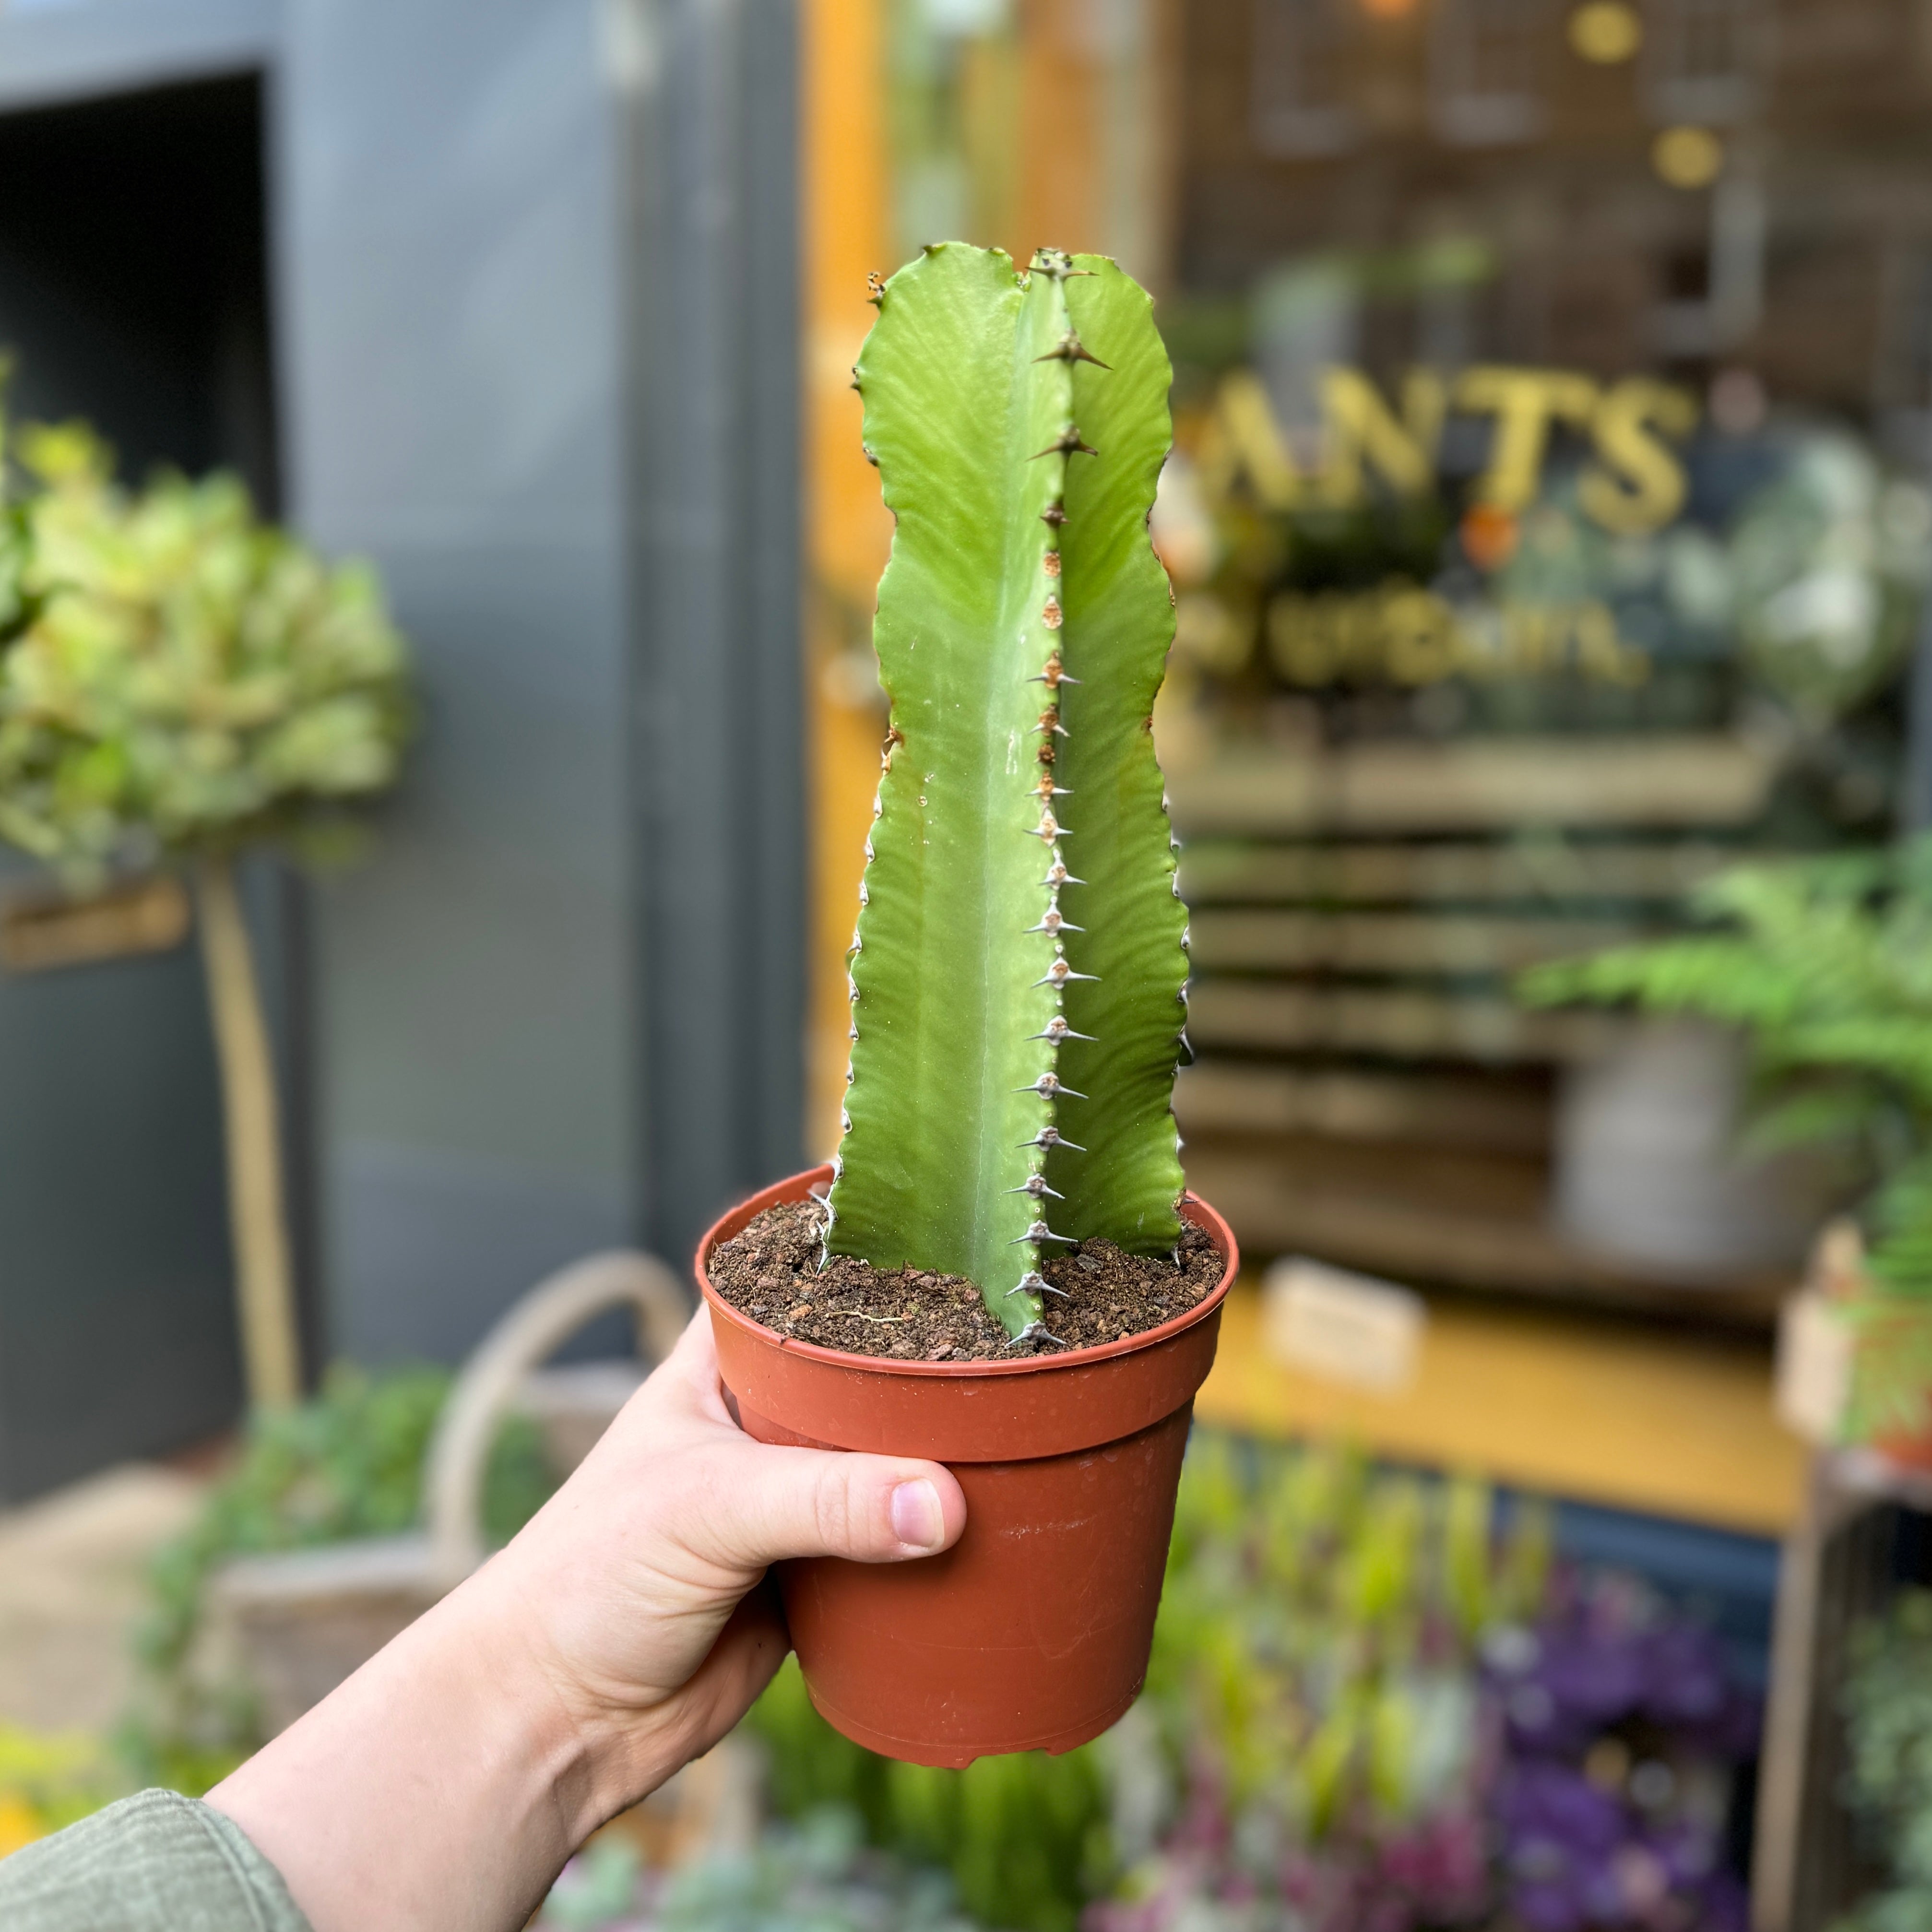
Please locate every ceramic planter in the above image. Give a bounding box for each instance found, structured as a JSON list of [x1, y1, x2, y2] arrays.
[[697, 1164, 1237, 1767]]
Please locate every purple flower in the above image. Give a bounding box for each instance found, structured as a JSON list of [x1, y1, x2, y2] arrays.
[[1637, 1627, 1727, 1729], [1497, 1763, 1624, 1854]]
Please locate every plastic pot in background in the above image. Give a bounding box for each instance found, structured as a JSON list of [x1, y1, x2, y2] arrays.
[[697, 1165, 1236, 1768], [1554, 1017, 1839, 1281]]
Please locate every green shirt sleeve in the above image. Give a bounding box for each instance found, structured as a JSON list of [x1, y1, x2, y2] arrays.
[[0, 1789, 312, 1932]]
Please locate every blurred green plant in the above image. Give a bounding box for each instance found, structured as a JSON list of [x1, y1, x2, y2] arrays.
[[1522, 838, 1932, 1434], [747, 1659, 1108, 1932], [538, 1805, 981, 1932], [121, 1363, 554, 1793], [0, 1725, 125, 1855], [1144, 1434, 1550, 1849], [747, 1435, 1552, 1932], [0, 418, 412, 1410], [1836, 1588, 1932, 1932]]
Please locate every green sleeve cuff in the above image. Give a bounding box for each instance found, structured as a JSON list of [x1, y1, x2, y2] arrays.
[[0, 1788, 312, 1932]]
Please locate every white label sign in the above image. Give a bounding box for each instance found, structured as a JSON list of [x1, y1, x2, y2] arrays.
[[1262, 1256, 1426, 1394], [1776, 1291, 1853, 1445]]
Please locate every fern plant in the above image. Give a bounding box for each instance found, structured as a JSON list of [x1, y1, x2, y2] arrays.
[[1524, 839, 1932, 1435], [1523, 840, 1932, 1285], [825, 243, 1188, 1341]]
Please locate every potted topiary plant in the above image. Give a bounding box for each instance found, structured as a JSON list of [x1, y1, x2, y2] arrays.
[[0, 420, 411, 1412], [697, 243, 1237, 1767]]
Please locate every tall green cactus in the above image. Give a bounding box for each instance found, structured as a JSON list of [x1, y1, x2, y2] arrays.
[[825, 242, 1188, 1341]]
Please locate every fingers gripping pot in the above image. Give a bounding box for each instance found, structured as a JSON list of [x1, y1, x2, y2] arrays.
[[699, 1166, 1237, 1768]]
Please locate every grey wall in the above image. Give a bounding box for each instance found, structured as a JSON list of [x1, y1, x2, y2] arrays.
[[0, 0, 804, 1376], [278, 0, 640, 1360], [623, 0, 805, 1283], [0, 0, 272, 114]]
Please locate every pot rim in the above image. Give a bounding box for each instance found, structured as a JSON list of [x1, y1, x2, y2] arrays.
[[697, 1162, 1238, 1382]]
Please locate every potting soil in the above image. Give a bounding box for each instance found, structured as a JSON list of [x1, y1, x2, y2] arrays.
[[708, 1201, 1221, 1360]]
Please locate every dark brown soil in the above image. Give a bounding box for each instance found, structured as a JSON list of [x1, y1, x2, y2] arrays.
[[707, 1200, 1223, 1361]]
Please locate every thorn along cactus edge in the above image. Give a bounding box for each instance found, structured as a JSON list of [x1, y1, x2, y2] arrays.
[[824, 243, 1190, 1345]]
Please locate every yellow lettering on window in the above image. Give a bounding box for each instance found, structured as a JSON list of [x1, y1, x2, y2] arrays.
[[1578, 378, 1699, 535], [1198, 369, 1303, 511], [1318, 368, 1446, 506], [1456, 367, 1601, 512]]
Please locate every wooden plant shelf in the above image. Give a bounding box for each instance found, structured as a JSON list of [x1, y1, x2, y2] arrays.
[[1176, 1060, 1550, 1156], [1167, 735, 1777, 837], [1194, 1284, 1804, 1537], [1183, 1138, 1787, 1327], [1188, 908, 1636, 975], [1179, 837, 1770, 907], [1185, 979, 1624, 1062]]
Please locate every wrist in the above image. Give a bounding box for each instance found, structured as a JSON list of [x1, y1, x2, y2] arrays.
[[460, 1553, 690, 1842], [208, 1574, 675, 1932]]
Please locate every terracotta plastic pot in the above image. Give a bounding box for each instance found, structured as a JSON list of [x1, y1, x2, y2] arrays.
[[696, 1164, 1237, 1767], [1851, 1298, 1932, 1471]]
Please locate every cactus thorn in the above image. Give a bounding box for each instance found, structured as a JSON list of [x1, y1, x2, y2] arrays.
[[1043, 550, 1062, 577], [866, 271, 885, 304], [1036, 959, 1100, 987], [1031, 1015, 1095, 1043], [1026, 249, 1095, 284], [1031, 810, 1068, 841], [1020, 1125, 1086, 1151], [1036, 709, 1069, 737], [1010, 1219, 1075, 1245], [1017, 1072, 1087, 1099], [1006, 1175, 1065, 1199], [1009, 1270, 1071, 1300], [1041, 503, 1068, 526], [1043, 856, 1085, 887], [1033, 330, 1111, 370], [1026, 909, 1082, 935], [1041, 596, 1064, 629], [1005, 1322, 1068, 1348], [1031, 427, 1097, 461]]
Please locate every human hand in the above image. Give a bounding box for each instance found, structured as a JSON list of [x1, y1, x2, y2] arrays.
[[210, 1306, 966, 1932], [482, 1304, 968, 1807]]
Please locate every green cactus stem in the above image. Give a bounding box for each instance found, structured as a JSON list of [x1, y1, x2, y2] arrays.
[[826, 242, 1187, 1341]]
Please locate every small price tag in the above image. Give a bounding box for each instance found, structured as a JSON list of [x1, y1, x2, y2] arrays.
[[1262, 1257, 1426, 1394], [1776, 1291, 1853, 1445]]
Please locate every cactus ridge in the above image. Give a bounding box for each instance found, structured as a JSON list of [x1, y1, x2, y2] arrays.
[[827, 242, 1187, 1340]]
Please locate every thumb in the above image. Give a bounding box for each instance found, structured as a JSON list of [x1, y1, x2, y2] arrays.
[[698, 1440, 968, 1570]]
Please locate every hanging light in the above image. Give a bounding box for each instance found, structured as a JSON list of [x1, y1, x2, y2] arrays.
[[1653, 125, 1725, 189], [1569, 1, 1643, 63]]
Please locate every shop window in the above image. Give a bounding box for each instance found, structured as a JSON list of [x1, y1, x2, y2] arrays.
[[1644, 0, 1761, 126], [1252, 0, 1358, 158], [1431, 0, 1548, 146]]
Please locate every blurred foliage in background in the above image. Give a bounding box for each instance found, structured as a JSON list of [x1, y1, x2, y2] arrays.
[[1523, 838, 1932, 1436], [537, 1805, 981, 1932], [746, 1435, 1757, 1932], [750, 1660, 1108, 1932], [0, 419, 409, 882], [120, 1364, 556, 1795], [1837, 1588, 1932, 1932], [1124, 1435, 1547, 1917], [0, 1419, 1762, 1932], [0, 1726, 122, 1861]]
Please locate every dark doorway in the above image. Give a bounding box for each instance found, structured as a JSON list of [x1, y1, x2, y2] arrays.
[[0, 71, 278, 506], [0, 70, 302, 1501]]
